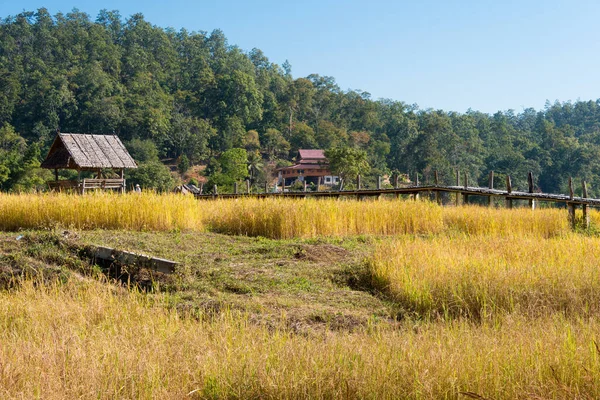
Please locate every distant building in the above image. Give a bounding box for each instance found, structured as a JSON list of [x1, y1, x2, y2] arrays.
[[277, 149, 339, 187]]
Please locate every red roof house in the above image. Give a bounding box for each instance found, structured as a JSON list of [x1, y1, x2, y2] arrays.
[[277, 149, 339, 187]]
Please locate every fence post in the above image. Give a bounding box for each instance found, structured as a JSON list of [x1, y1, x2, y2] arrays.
[[528, 172, 535, 210], [506, 175, 512, 209], [213, 184, 218, 198], [234, 182, 238, 195], [265, 182, 269, 194], [304, 180, 308, 193], [394, 174, 399, 189], [357, 175, 361, 190], [246, 180, 251, 195], [582, 180, 590, 229], [377, 176, 381, 190]]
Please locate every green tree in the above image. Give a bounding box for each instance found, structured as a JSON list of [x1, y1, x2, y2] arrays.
[[126, 160, 174, 192], [325, 147, 370, 189]]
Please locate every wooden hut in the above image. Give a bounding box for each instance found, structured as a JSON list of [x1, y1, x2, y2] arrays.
[[41, 133, 137, 193]]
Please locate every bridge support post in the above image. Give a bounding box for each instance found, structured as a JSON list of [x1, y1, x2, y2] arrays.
[[568, 203, 577, 229], [583, 180, 590, 229], [528, 172, 535, 210], [455, 170, 460, 206], [505, 175, 513, 209]]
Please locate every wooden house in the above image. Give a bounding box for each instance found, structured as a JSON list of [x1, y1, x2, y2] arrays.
[[277, 149, 340, 187], [41, 133, 137, 193]]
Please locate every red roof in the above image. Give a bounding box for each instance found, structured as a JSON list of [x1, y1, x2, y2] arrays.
[[298, 149, 326, 160]]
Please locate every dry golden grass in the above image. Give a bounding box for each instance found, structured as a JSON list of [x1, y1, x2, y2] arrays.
[[2, 279, 600, 399], [0, 192, 204, 231], [443, 205, 570, 238], [368, 234, 600, 319], [206, 197, 444, 239], [0, 193, 577, 239]]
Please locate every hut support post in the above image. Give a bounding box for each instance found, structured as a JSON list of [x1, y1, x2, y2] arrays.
[[582, 180, 590, 229], [120, 169, 125, 194]]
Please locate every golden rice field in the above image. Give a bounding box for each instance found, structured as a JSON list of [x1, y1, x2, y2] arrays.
[[369, 235, 600, 319], [3, 192, 600, 398], [2, 280, 600, 399], [0, 192, 580, 238]]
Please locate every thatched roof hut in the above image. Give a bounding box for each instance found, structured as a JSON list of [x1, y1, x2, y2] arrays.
[[41, 133, 137, 170], [41, 133, 137, 193]]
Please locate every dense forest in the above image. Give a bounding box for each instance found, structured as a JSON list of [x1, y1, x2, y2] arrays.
[[2, 8, 600, 195]]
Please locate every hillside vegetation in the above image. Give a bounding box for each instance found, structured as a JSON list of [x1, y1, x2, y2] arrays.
[[2, 9, 600, 195]]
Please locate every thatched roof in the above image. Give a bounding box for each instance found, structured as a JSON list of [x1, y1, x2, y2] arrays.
[[41, 133, 137, 170]]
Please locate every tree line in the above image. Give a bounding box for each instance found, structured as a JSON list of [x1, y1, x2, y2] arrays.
[[1, 8, 600, 195]]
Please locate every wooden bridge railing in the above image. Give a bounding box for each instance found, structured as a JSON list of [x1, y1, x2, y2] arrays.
[[196, 171, 596, 229]]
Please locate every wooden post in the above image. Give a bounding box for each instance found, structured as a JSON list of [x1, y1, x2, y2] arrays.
[[265, 182, 269, 194], [414, 173, 420, 200], [303, 180, 308, 192], [213, 184, 218, 197], [234, 182, 238, 195], [281, 178, 285, 193], [394, 174, 399, 189], [487, 171, 494, 207], [463, 172, 469, 204], [78, 170, 84, 195], [434, 170, 441, 205], [199, 182, 204, 194], [455, 170, 460, 206], [357, 175, 361, 190], [569, 177, 574, 201], [568, 177, 576, 229], [54, 168, 59, 181], [582, 180, 589, 229], [246, 180, 251, 195], [506, 175, 512, 209], [568, 203, 576, 229], [377, 176, 381, 190], [317, 177, 321, 191], [528, 172, 535, 210]]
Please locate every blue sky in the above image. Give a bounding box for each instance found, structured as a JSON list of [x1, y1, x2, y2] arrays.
[[1, 0, 599, 114]]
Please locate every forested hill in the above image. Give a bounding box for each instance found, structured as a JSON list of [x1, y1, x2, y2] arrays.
[[2, 8, 600, 195]]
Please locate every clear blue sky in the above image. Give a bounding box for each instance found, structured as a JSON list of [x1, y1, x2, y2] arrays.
[[1, 0, 599, 114]]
